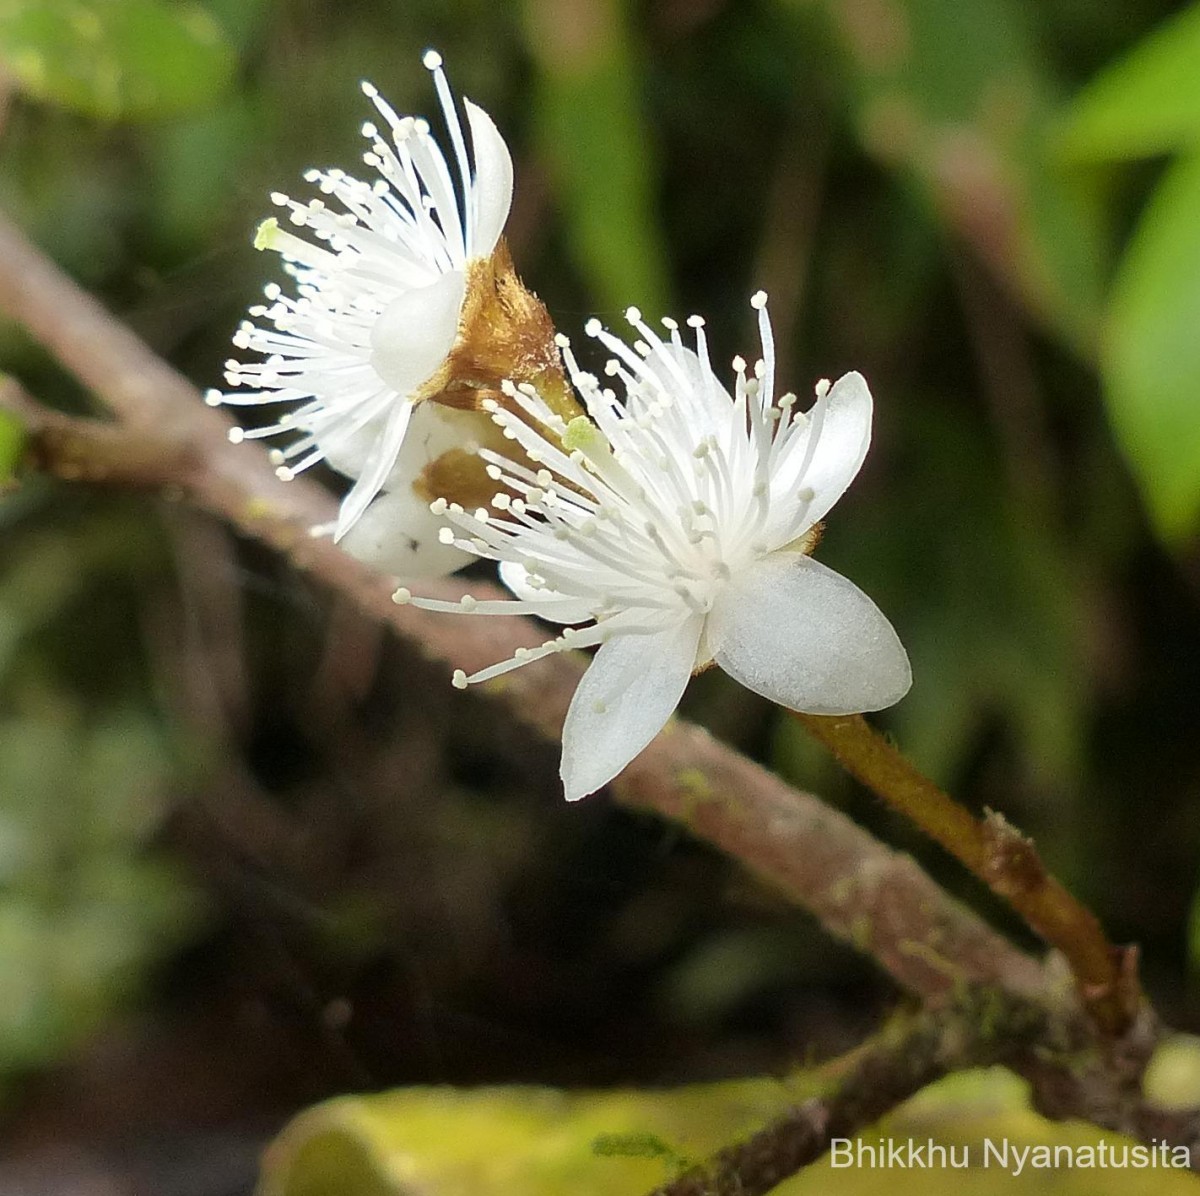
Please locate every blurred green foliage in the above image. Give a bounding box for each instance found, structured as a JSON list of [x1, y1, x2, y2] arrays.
[[0, 710, 201, 1084], [802, 0, 1108, 354], [0, 0, 1198, 1183], [0, 0, 234, 120], [0, 506, 204, 1094], [1057, 0, 1200, 544], [521, 0, 671, 315]]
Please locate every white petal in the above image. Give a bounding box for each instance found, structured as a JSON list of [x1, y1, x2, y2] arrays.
[[498, 561, 592, 624], [464, 99, 513, 258], [636, 343, 732, 435], [339, 485, 473, 580], [707, 553, 910, 715], [802, 371, 873, 524], [773, 371, 873, 539], [325, 403, 482, 489], [369, 269, 465, 395], [333, 398, 415, 539], [561, 617, 704, 801]]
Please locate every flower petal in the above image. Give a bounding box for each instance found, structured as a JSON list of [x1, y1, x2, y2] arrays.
[[637, 342, 733, 437], [340, 485, 473, 580], [561, 616, 704, 801], [369, 269, 465, 396], [771, 371, 873, 543], [333, 397, 415, 540], [498, 561, 593, 624], [325, 402, 480, 492], [465, 99, 513, 259], [707, 553, 910, 715]]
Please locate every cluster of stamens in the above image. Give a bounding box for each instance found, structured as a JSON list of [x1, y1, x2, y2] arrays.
[[207, 52, 481, 489], [395, 293, 835, 688]]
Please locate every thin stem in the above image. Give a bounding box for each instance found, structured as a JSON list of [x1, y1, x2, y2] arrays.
[[648, 992, 1047, 1196], [796, 713, 1137, 1036]]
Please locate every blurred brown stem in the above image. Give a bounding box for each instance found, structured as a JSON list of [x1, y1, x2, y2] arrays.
[[796, 712, 1137, 1036]]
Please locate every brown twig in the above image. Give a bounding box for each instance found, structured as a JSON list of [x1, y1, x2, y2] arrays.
[[650, 994, 1045, 1196], [795, 713, 1137, 1036], [0, 377, 196, 489]]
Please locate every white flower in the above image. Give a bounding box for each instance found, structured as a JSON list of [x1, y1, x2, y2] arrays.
[[210, 51, 514, 540], [396, 294, 912, 801], [334, 402, 478, 579]]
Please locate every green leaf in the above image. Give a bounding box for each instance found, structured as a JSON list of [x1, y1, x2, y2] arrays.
[[803, 0, 1108, 355], [1104, 152, 1200, 544], [0, 0, 234, 121], [0, 408, 27, 491], [522, 0, 670, 316], [1057, 2, 1200, 162]]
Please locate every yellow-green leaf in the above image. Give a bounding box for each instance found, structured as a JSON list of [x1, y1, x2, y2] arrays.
[[259, 1045, 1200, 1196], [0, 409, 26, 491], [1057, 2, 1200, 162]]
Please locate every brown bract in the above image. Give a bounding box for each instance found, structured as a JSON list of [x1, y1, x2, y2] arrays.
[[409, 239, 584, 514], [419, 239, 581, 426]]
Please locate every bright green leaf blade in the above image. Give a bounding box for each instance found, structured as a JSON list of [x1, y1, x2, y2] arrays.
[[0, 0, 234, 121], [1104, 152, 1200, 545], [0, 408, 26, 491], [522, 0, 670, 316], [1057, 1, 1200, 162]]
